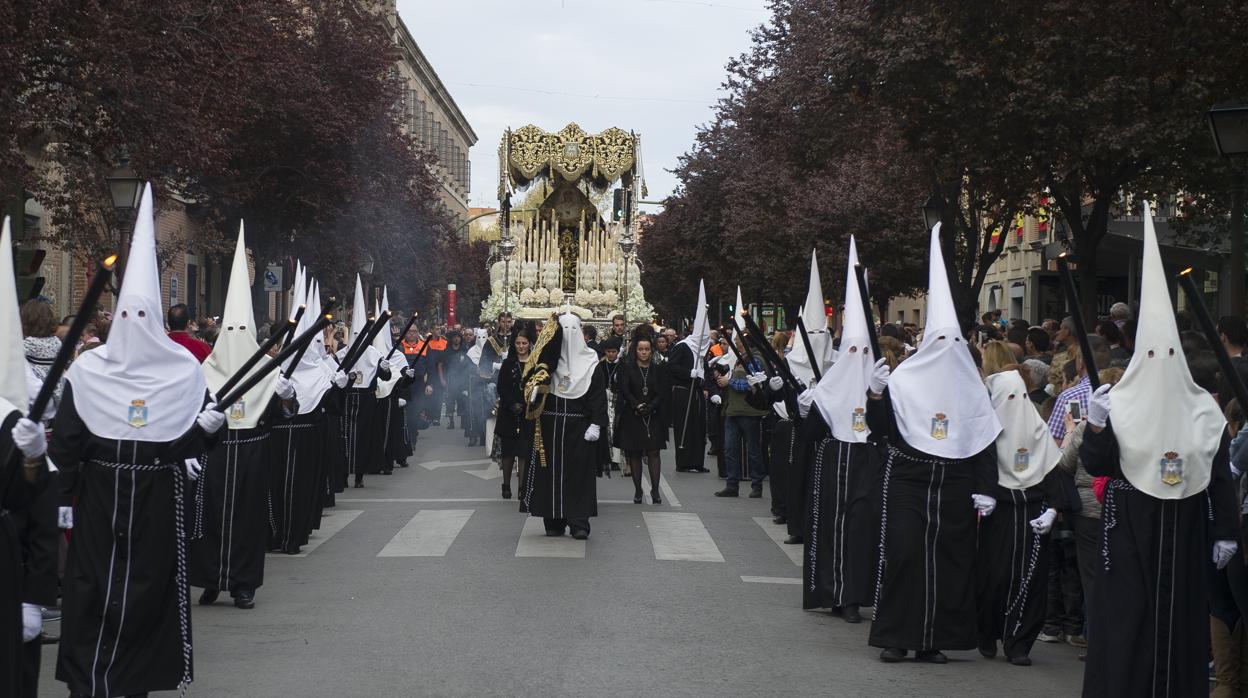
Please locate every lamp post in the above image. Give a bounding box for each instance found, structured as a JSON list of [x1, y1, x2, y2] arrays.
[[921, 193, 942, 233], [499, 194, 515, 314], [618, 230, 637, 329], [105, 157, 142, 287], [1208, 105, 1248, 316]]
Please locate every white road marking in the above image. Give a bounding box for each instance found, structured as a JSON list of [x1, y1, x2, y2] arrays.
[[514, 516, 586, 558], [269, 509, 362, 558], [753, 516, 801, 566], [642, 512, 724, 562], [418, 458, 493, 470], [377, 509, 474, 557], [466, 463, 504, 480], [338, 498, 499, 503], [740, 575, 801, 585]]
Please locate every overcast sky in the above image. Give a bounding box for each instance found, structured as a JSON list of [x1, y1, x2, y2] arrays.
[[395, 0, 770, 212]]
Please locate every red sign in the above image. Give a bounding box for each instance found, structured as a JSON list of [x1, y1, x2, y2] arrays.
[[447, 284, 457, 326]]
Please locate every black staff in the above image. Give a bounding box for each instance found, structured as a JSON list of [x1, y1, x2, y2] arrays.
[[279, 305, 306, 350], [216, 315, 332, 411], [854, 264, 882, 360], [1179, 268, 1248, 410], [384, 311, 420, 363], [1056, 254, 1101, 390], [336, 316, 376, 372], [794, 316, 823, 382], [739, 311, 802, 394], [343, 310, 392, 373], [214, 318, 295, 400]]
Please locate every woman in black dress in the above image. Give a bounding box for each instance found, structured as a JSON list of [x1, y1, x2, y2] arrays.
[[495, 323, 534, 501], [616, 333, 671, 504]]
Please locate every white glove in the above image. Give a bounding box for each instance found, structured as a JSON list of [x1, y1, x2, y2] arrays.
[[1214, 540, 1239, 570], [333, 370, 350, 388], [21, 603, 41, 643], [185, 458, 203, 482], [492, 362, 502, 372], [274, 375, 295, 400], [1088, 384, 1112, 428], [690, 368, 704, 380], [401, 366, 415, 379], [868, 357, 890, 396], [972, 494, 997, 516], [710, 394, 722, 405], [1029, 508, 1057, 535], [398, 398, 407, 407], [11, 417, 46, 459], [746, 372, 767, 387], [197, 405, 225, 434], [797, 388, 816, 417], [57, 506, 73, 530], [584, 424, 600, 442], [768, 376, 784, 392], [379, 358, 392, 373]]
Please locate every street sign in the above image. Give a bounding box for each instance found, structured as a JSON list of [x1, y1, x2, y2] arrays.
[[264, 265, 283, 292]]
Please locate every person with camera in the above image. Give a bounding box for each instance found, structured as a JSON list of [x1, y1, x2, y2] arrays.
[[616, 329, 671, 504], [714, 332, 769, 498]]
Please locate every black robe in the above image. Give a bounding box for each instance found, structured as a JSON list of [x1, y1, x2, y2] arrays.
[[801, 409, 883, 610], [190, 395, 291, 594], [974, 469, 1065, 660], [342, 364, 388, 480], [667, 343, 706, 470], [495, 356, 530, 459], [1, 410, 48, 698], [50, 383, 218, 697], [268, 390, 336, 554], [1080, 421, 1238, 698], [865, 388, 996, 652], [522, 365, 608, 522], [615, 361, 670, 453]]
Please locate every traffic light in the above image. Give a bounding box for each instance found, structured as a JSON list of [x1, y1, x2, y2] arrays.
[[4, 196, 45, 300], [613, 189, 626, 222]]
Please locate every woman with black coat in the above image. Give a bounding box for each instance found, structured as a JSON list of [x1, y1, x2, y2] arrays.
[[495, 323, 535, 502], [615, 333, 671, 504]]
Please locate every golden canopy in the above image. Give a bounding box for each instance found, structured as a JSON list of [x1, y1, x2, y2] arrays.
[[500, 123, 642, 196]]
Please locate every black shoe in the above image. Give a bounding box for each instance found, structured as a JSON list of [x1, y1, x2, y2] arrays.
[[610, 462, 621, 471], [749, 488, 763, 498], [544, 528, 565, 537], [784, 534, 803, 545], [843, 605, 862, 624], [693, 467, 710, 473], [38, 630, 59, 644], [502, 484, 512, 500], [880, 647, 907, 663], [714, 488, 739, 497], [674, 467, 690, 473], [233, 591, 255, 609], [570, 529, 589, 540], [634, 491, 643, 504], [1008, 655, 1032, 666], [431, 419, 441, 426], [979, 639, 997, 659], [199, 588, 219, 606], [446, 420, 455, 429], [651, 491, 662, 505], [468, 438, 478, 447], [772, 515, 787, 525], [916, 650, 947, 664], [41, 607, 61, 622], [353, 480, 363, 489]]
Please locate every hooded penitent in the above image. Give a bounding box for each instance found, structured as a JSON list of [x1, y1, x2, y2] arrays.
[[338, 274, 382, 387], [887, 223, 1001, 459], [374, 287, 403, 399], [65, 184, 208, 441], [285, 271, 332, 415], [986, 369, 1061, 489], [677, 279, 711, 367], [0, 216, 28, 417], [1109, 202, 1224, 499], [202, 224, 280, 429], [812, 236, 873, 443], [553, 313, 599, 400], [787, 250, 837, 385]]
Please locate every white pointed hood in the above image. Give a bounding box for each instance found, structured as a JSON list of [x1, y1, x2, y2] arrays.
[[987, 370, 1061, 489], [734, 286, 745, 330], [788, 250, 836, 385], [677, 279, 711, 365], [887, 224, 1000, 459], [203, 224, 279, 429], [338, 274, 381, 387], [375, 287, 403, 399], [0, 217, 28, 418], [66, 184, 207, 441], [1109, 201, 1224, 499], [553, 313, 599, 399], [813, 237, 873, 442], [286, 273, 333, 414]]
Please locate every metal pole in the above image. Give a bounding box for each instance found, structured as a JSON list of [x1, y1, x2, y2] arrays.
[[1222, 183, 1245, 317]]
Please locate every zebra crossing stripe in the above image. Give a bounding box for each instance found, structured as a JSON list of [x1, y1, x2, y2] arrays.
[[377, 509, 474, 557]]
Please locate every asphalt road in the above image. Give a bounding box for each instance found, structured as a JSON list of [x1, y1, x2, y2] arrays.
[[40, 423, 1087, 697]]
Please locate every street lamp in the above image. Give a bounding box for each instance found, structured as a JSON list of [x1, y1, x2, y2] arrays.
[[1208, 105, 1248, 315], [921, 194, 942, 232], [358, 252, 375, 275], [499, 193, 515, 313], [105, 157, 143, 287], [618, 231, 637, 329]]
